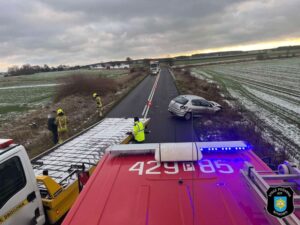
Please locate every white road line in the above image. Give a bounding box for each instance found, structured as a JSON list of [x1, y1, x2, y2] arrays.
[[142, 75, 157, 116], [141, 104, 147, 117], [142, 71, 161, 118], [144, 75, 159, 114], [142, 73, 159, 116], [168, 68, 176, 80]]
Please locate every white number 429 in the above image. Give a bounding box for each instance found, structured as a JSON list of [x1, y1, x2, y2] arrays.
[[129, 160, 233, 175]]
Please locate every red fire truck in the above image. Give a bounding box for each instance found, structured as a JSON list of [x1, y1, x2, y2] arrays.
[[63, 141, 300, 225]]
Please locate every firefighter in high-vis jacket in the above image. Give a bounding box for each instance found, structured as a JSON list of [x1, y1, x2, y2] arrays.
[[132, 117, 145, 143], [93, 93, 103, 117], [55, 108, 68, 144]]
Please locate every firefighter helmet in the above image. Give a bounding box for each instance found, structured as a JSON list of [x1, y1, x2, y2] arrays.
[[93, 93, 98, 98], [57, 108, 64, 115]]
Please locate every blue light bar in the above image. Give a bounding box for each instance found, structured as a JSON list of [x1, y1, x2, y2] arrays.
[[195, 141, 251, 152]]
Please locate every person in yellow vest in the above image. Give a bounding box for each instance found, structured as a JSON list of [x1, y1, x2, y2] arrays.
[[93, 93, 103, 117], [132, 117, 145, 143], [55, 108, 68, 144]]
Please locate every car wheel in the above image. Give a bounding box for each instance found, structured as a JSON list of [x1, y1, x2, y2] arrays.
[[184, 112, 192, 120]]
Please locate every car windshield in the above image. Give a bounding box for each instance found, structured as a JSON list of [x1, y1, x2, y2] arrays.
[[150, 64, 158, 68], [174, 96, 188, 105]]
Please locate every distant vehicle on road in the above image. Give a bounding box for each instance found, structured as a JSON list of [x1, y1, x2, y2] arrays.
[[150, 61, 160, 75], [168, 95, 222, 120]]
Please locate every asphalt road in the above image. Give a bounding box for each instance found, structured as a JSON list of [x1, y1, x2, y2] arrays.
[[107, 68, 198, 143]]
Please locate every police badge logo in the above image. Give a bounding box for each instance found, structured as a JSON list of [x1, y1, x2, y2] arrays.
[[267, 187, 294, 218]]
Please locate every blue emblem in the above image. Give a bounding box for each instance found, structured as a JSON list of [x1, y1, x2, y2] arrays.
[[274, 196, 287, 212], [267, 187, 294, 218]]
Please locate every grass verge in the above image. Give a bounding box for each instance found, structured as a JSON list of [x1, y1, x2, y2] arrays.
[[0, 68, 148, 158]]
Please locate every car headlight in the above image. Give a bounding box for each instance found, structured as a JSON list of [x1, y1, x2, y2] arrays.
[[180, 105, 187, 110]]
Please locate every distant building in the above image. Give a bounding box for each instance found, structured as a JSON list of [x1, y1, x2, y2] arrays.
[[119, 63, 130, 69], [0, 72, 8, 77], [62, 65, 70, 70], [88, 61, 130, 70], [90, 65, 105, 70]]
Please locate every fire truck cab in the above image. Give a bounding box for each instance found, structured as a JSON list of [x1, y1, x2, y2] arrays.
[[63, 141, 300, 225]]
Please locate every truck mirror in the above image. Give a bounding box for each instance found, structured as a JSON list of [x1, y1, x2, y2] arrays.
[[77, 171, 90, 192]]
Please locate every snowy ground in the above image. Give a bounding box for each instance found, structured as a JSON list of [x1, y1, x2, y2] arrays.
[[191, 57, 300, 160]]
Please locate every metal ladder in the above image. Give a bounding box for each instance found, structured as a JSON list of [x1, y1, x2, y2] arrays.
[[241, 161, 300, 225], [32, 118, 146, 186]]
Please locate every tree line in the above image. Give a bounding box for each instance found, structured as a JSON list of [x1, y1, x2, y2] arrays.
[[7, 64, 81, 76]]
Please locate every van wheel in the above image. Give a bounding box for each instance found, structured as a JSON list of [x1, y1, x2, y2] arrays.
[[184, 112, 192, 120]]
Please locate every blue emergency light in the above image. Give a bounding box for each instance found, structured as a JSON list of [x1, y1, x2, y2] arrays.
[[196, 141, 251, 152]]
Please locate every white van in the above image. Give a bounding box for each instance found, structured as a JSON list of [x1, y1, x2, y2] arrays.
[[0, 140, 45, 225]]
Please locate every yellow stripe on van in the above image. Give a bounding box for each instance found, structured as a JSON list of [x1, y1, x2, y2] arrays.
[[0, 199, 28, 224]]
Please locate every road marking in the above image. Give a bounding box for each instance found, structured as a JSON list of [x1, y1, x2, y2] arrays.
[[168, 68, 176, 80], [142, 75, 158, 116], [142, 71, 161, 118], [142, 105, 147, 117], [144, 72, 160, 118]]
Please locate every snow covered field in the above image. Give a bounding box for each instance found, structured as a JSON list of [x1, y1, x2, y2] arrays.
[[192, 57, 300, 160]]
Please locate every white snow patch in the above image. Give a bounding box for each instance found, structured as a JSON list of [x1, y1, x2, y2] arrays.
[[244, 86, 300, 115], [0, 83, 60, 90], [228, 89, 300, 149], [191, 70, 216, 83], [191, 72, 205, 80], [197, 70, 213, 79], [223, 100, 234, 108]]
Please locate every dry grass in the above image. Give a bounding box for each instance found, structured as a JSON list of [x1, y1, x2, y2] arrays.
[[117, 73, 141, 88], [54, 74, 118, 102], [173, 68, 287, 168]]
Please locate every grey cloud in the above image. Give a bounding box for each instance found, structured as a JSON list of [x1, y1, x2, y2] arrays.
[[0, 0, 300, 71]]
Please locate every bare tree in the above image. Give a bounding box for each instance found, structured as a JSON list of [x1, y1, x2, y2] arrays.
[[126, 57, 133, 64], [7, 65, 19, 76]]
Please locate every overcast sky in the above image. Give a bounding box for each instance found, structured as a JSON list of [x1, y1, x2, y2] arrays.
[[0, 0, 300, 71]]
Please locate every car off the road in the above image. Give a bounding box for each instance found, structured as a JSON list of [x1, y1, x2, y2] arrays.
[[168, 95, 222, 120]]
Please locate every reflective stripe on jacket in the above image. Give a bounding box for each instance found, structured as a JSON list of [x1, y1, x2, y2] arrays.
[[56, 115, 68, 132], [96, 96, 102, 107], [133, 121, 145, 142]]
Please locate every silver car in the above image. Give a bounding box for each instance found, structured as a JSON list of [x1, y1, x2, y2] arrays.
[[168, 95, 222, 120]]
